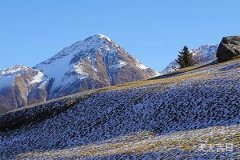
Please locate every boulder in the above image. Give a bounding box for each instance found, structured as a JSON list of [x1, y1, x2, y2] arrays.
[[216, 36, 240, 62]]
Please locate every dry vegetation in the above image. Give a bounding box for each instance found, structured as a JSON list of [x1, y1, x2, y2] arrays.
[[0, 58, 239, 159], [17, 124, 240, 159]]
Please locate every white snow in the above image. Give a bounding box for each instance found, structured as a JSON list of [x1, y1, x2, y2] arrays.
[[154, 71, 161, 76], [109, 61, 127, 69], [0, 65, 51, 104], [73, 63, 89, 79], [0, 65, 30, 89], [34, 34, 114, 89], [136, 63, 148, 70], [134, 59, 149, 70], [0, 65, 29, 75], [35, 53, 73, 88], [135, 60, 161, 76], [30, 71, 44, 84], [97, 34, 112, 42]]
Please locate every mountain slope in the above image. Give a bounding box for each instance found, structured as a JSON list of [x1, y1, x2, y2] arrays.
[[0, 58, 239, 159], [0, 34, 159, 113], [0, 65, 52, 113], [162, 44, 218, 73], [34, 34, 159, 99]]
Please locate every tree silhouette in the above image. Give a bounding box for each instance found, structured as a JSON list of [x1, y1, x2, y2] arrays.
[[175, 46, 194, 68]]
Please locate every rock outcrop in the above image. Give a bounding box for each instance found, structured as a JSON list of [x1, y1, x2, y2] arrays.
[[216, 36, 240, 62]]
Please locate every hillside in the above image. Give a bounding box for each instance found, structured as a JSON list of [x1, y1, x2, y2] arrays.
[[0, 58, 239, 159]]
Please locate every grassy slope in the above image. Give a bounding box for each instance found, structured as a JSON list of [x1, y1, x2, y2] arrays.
[[0, 61, 216, 130], [0, 58, 239, 159], [18, 124, 240, 159]]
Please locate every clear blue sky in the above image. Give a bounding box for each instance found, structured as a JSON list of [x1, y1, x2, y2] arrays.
[[0, 0, 239, 71]]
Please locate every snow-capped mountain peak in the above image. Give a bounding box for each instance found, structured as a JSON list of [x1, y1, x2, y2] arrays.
[[89, 34, 113, 42], [31, 34, 160, 99], [37, 34, 120, 67], [0, 34, 159, 112]]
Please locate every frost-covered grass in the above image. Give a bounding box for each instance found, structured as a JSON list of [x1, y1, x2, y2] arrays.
[[0, 59, 239, 159], [0, 90, 95, 131], [16, 124, 240, 159]]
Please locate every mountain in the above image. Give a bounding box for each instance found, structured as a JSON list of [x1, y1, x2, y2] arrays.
[[0, 34, 159, 113], [1, 58, 239, 159], [34, 34, 159, 99], [0, 65, 52, 113], [162, 44, 219, 73]]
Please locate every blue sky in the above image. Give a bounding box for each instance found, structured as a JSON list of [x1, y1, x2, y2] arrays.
[[0, 0, 239, 71]]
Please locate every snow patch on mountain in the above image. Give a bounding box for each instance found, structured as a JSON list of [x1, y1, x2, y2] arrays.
[[73, 63, 89, 79], [110, 60, 127, 69], [97, 34, 112, 42], [191, 44, 218, 64], [35, 53, 74, 88], [135, 60, 148, 70], [134, 59, 160, 76], [30, 71, 44, 85], [0, 65, 50, 92], [0, 65, 29, 76], [0, 65, 30, 89]]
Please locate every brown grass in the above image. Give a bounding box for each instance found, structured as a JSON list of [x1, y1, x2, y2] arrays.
[[17, 124, 240, 159]]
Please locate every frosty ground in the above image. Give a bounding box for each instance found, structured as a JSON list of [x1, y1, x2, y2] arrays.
[[0, 59, 239, 159]]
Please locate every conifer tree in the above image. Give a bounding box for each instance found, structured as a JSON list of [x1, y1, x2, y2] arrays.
[[175, 46, 194, 68]]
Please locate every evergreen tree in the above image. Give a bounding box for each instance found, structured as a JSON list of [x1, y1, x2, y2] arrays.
[[175, 46, 194, 68]]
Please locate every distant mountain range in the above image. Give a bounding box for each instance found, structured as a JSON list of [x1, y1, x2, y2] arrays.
[[162, 44, 219, 73], [0, 34, 223, 114], [0, 34, 159, 113]]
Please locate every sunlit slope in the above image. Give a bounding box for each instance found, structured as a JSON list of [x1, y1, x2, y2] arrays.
[[0, 59, 239, 159]]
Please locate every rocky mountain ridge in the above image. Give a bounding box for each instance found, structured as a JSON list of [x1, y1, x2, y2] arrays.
[[0, 34, 159, 113]]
